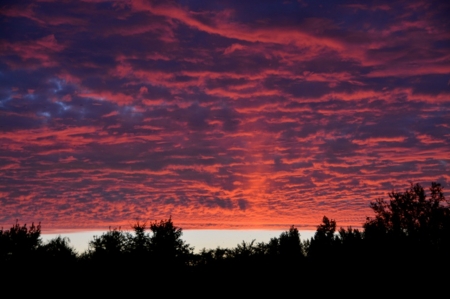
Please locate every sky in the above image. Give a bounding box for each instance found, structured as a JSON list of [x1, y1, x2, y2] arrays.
[[1, 0, 449, 242], [40, 229, 316, 254]]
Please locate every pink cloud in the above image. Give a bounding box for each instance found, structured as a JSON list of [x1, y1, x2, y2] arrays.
[[79, 91, 134, 105], [223, 43, 246, 55], [59, 156, 78, 163], [1, 35, 65, 68]]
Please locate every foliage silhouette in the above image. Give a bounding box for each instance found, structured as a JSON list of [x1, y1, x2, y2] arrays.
[[337, 227, 362, 243], [278, 225, 305, 258], [363, 182, 450, 256], [2, 182, 449, 287], [265, 225, 305, 261], [41, 236, 78, 264], [233, 239, 256, 256], [0, 220, 41, 263], [307, 216, 339, 259], [86, 226, 131, 261], [149, 216, 193, 265], [129, 221, 151, 255]]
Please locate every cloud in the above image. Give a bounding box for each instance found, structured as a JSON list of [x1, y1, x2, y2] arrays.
[[0, 0, 449, 231]]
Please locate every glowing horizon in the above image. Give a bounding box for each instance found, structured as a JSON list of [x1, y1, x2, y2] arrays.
[[40, 229, 318, 255], [1, 0, 449, 231]]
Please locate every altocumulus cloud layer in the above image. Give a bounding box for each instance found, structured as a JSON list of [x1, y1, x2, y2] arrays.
[[0, 0, 449, 230]]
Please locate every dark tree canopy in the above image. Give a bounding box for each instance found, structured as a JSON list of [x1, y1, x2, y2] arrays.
[[307, 216, 338, 259], [87, 227, 131, 260], [41, 236, 77, 263], [364, 182, 450, 249], [149, 216, 193, 262], [0, 220, 42, 262], [364, 183, 449, 237], [129, 221, 151, 254], [277, 225, 304, 259]]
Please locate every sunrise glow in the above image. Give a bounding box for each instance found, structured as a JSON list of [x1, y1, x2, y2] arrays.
[[1, 0, 449, 234]]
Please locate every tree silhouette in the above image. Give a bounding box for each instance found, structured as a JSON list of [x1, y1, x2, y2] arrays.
[[363, 182, 450, 253], [41, 236, 77, 264], [266, 225, 305, 260], [129, 221, 151, 255], [0, 220, 41, 263], [87, 226, 131, 261], [2, 183, 448, 286], [230, 239, 257, 259], [335, 226, 364, 263], [149, 217, 193, 265], [279, 225, 305, 258], [307, 216, 338, 259]]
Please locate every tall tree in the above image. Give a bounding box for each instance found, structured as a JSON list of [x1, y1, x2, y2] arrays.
[[364, 182, 450, 255], [149, 217, 193, 264], [307, 216, 338, 259], [274, 225, 305, 259], [130, 221, 151, 254]]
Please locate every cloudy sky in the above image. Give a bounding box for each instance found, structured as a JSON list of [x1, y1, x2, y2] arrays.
[[1, 0, 449, 233]]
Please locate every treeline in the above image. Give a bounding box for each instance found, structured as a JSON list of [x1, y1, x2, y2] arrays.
[[1, 182, 450, 290]]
